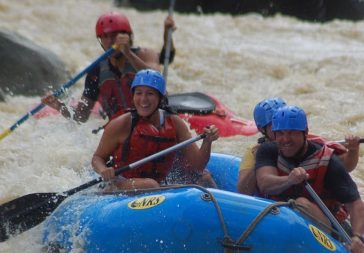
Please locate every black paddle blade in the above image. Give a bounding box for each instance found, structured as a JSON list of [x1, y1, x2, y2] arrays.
[[167, 92, 216, 114], [0, 193, 66, 242]]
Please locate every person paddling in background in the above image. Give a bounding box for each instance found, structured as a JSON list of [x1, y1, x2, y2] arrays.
[[42, 11, 176, 123], [237, 98, 361, 195], [92, 69, 219, 190], [309, 133, 361, 173], [237, 97, 287, 195], [255, 105, 364, 253]]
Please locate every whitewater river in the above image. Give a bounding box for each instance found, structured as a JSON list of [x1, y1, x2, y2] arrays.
[[1, 0, 364, 252]]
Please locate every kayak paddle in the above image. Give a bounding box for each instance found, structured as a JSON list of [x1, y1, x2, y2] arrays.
[[0, 133, 205, 242], [0, 46, 116, 142], [162, 0, 176, 81], [337, 138, 364, 144], [304, 182, 352, 244]]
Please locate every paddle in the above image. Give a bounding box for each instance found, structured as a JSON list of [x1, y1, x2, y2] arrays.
[[304, 182, 352, 244], [0, 133, 205, 242], [0, 46, 116, 142], [162, 0, 176, 81], [337, 138, 364, 144]]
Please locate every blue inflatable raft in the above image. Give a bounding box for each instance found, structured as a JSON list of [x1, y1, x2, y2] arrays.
[[42, 153, 348, 253]]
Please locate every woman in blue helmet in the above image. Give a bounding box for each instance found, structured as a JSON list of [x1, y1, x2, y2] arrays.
[[92, 69, 219, 189], [255, 105, 364, 253], [237, 97, 286, 195]]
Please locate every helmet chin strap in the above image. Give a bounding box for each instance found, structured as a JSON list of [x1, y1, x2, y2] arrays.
[[97, 38, 104, 50]]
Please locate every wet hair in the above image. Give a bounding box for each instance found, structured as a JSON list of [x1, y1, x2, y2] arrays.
[[159, 96, 177, 114]]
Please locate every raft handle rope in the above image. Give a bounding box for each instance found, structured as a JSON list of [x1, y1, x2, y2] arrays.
[[236, 199, 343, 246], [165, 185, 254, 251], [236, 200, 294, 245], [105, 186, 345, 249], [182, 184, 236, 249]]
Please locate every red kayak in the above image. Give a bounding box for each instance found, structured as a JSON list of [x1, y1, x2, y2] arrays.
[[34, 92, 258, 137], [168, 92, 258, 137]]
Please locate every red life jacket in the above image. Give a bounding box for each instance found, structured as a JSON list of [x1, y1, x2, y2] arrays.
[[97, 59, 136, 120], [113, 110, 178, 183], [273, 143, 348, 221], [308, 134, 347, 155]]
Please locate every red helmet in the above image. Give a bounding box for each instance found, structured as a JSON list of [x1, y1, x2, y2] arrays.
[[95, 12, 132, 37]]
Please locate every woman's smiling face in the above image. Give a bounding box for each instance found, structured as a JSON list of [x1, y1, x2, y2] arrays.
[[133, 86, 160, 117]]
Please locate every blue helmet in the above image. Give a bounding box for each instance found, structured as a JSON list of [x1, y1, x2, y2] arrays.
[[253, 97, 286, 128], [131, 69, 166, 96], [272, 105, 307, 132]]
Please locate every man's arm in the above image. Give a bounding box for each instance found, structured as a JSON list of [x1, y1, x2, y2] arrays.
[[257, 166, 309, 195], [256, 166, 290, 195], [73, 96, 96, 123], [114, 33, 160, 71], [346, 199, 364, 234], [345, 199, 364, 252], [124, 47, 160, 71], [255, 142, 309, 195], [41, 94, 95, 123], [340, 134, 360, 172]]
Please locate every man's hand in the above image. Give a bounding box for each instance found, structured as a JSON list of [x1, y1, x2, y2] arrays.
[[114, 33, 131, 54], [287, 167, 309, 185], [348, 234, 364, 253], [203, 125, 219, 143]]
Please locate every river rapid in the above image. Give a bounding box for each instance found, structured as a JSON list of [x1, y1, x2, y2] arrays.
[[1, 0, 364, 252]]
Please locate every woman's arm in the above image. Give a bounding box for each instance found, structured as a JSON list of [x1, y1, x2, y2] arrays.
[[92, 114, 131, 180], [173, 116, 219, 172]]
